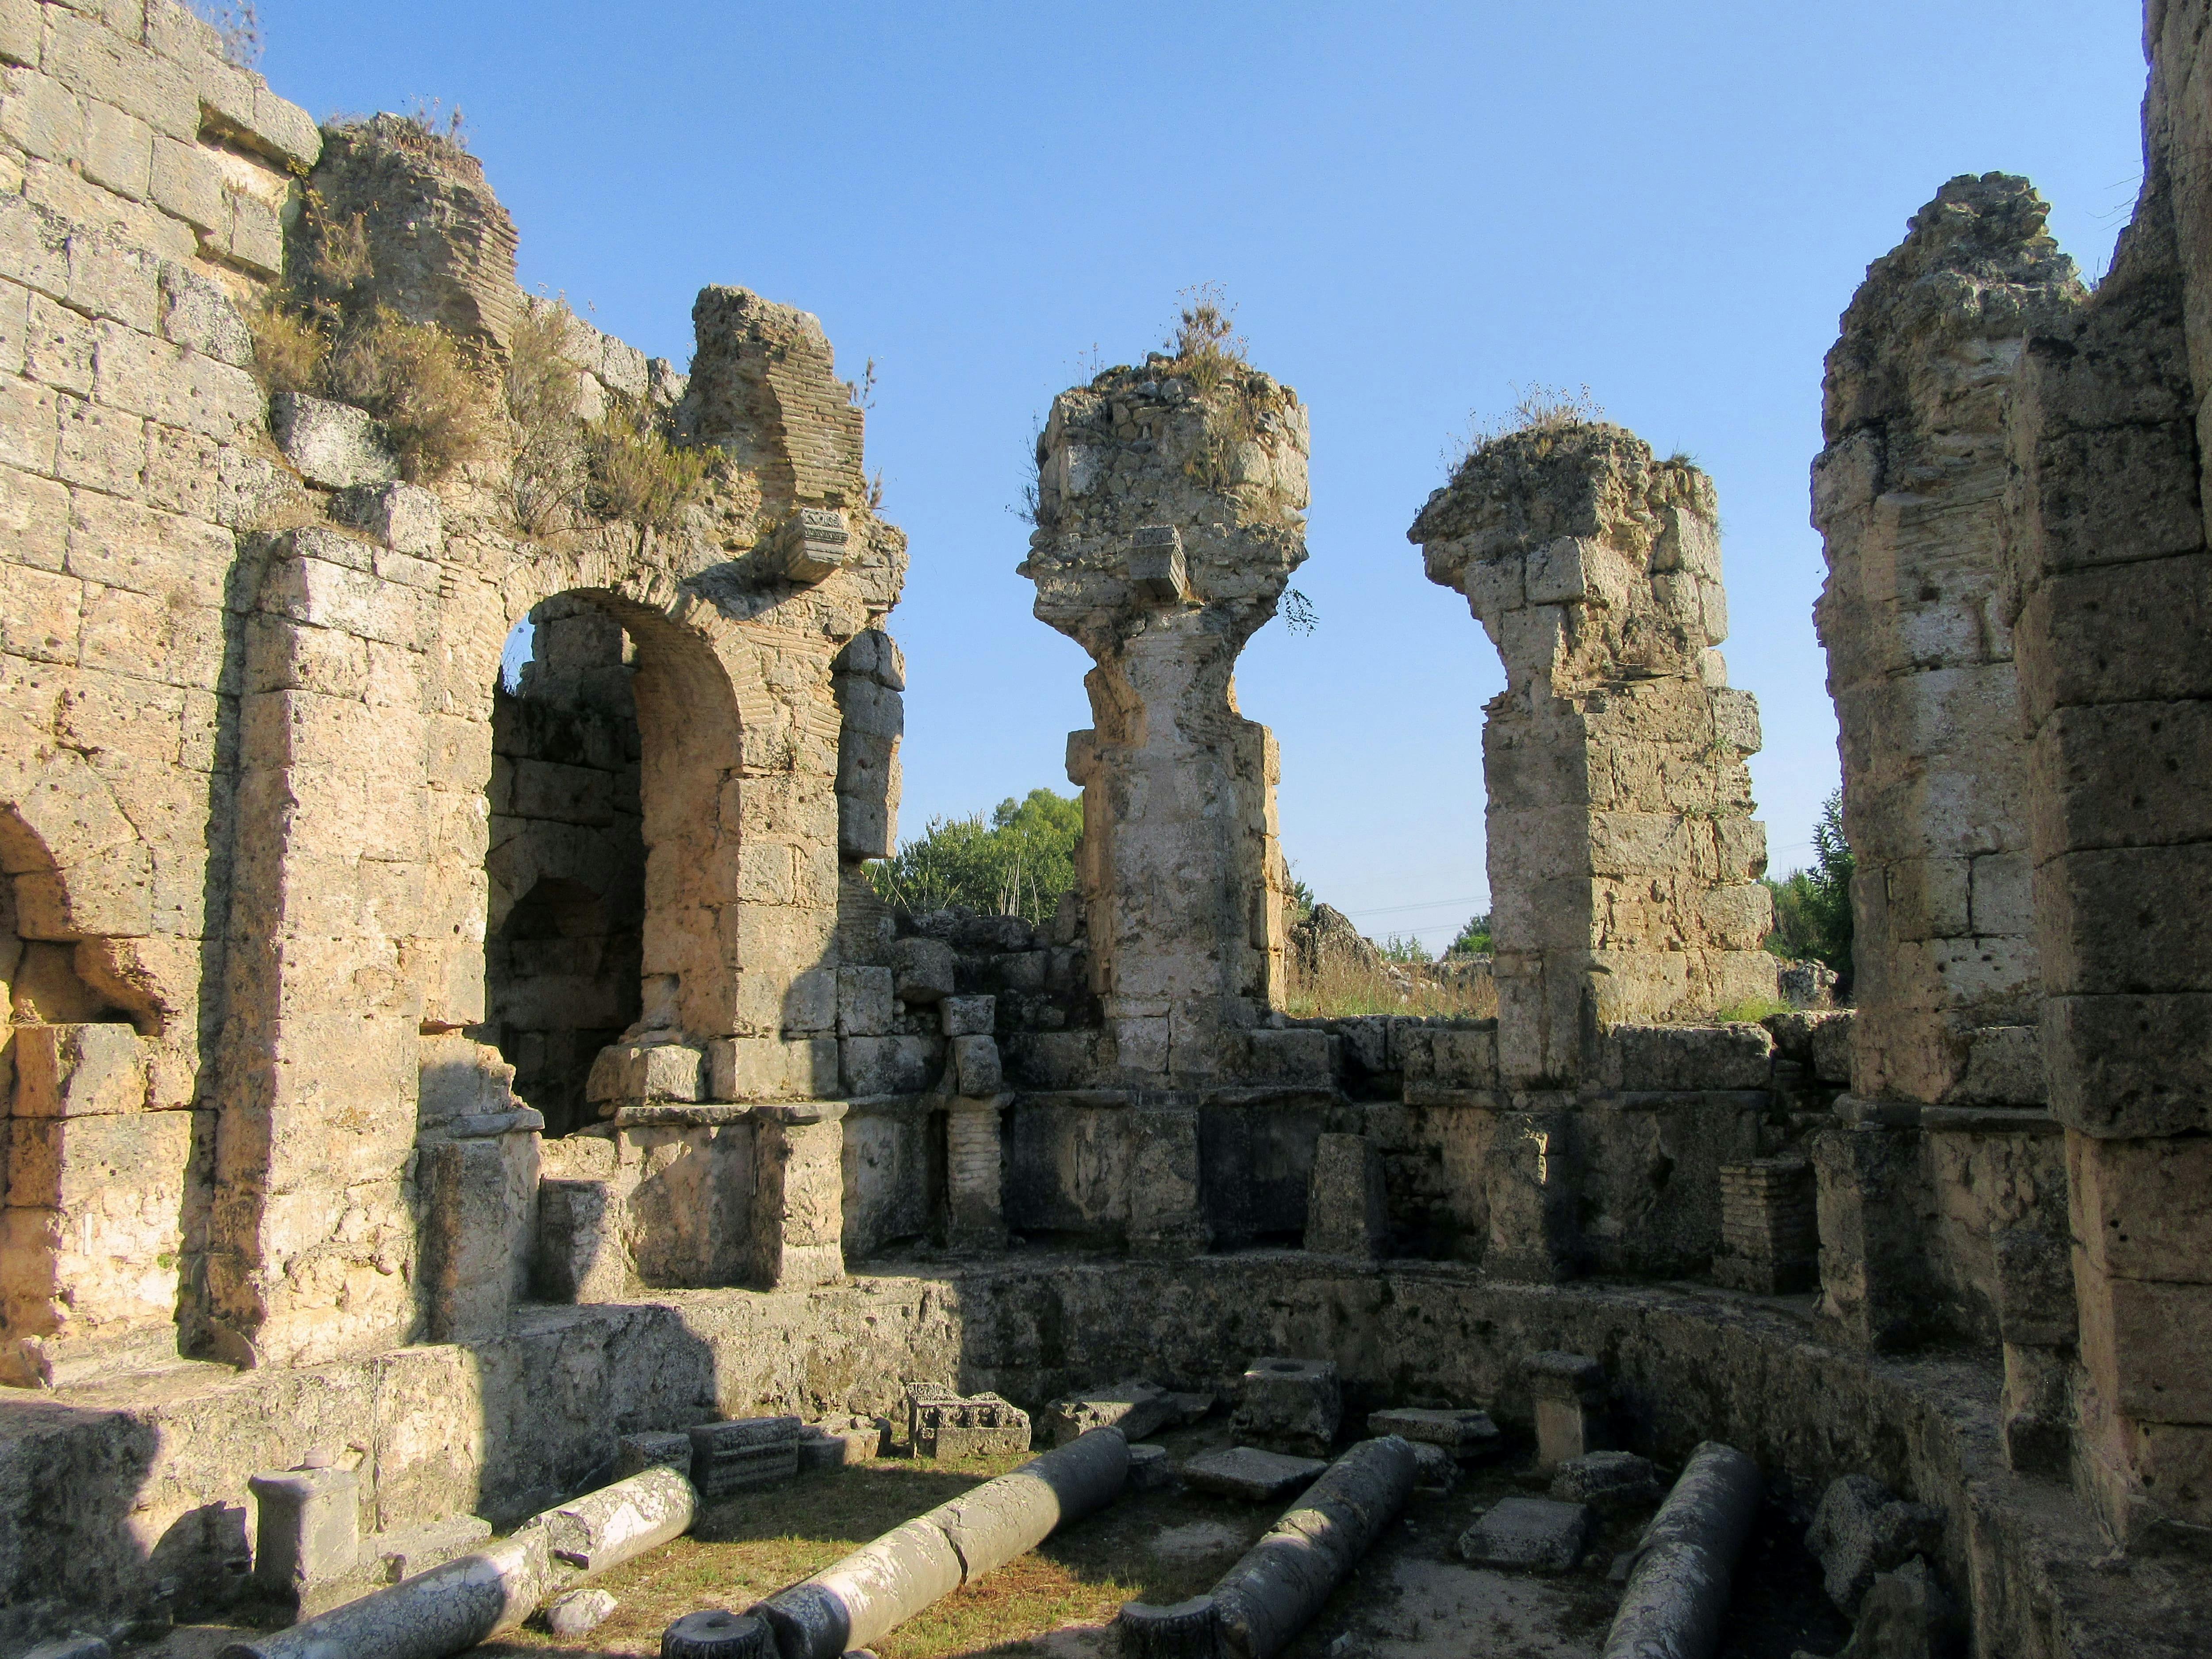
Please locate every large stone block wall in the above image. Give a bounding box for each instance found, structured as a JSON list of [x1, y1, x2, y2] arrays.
[[1999, 0, 2212, 1550], [1409, 425, 1775, 1088]]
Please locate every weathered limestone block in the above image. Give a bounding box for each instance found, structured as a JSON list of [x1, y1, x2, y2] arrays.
[[891, 936, 954, 1004], [833, 628, 902, 860], [951, 1034, 1002, 1098], [1550, 1450, 1661, 1512], [1181, 1445, 1328, 1502], [615, 1432, 694, 1481], [9, 1021, 146, 1116], [1813, 1125, 1935, 1352], [422, 1123, 539, 1344], [688, 1416, 801, 1498], [587, 1041, 705, 1109], [946, 1096, 1007, 1250], [1524, 1351, 1606, 1468], [749, 1107, 845, 1290], [1806, 1475, 1944, 1618], [1126, 1105, 1208, 1257], [1024, 353, 1308, 1083], [1458, 1496, 1592, 1573], [906, 1381, 1030, 1458], [1816, 173, 2081, 1108], [1233, 1357, 1340, 1456], [1366, 1407, 1502, 1462], [268, 392, 399, 489], [1304, 1132, 1386, 1262], [1040, 1379, 1175, 1447], [534, 1177, 628, 1303], [1411, 425, 1772, 1086], [247, 1464, 359, 1607]]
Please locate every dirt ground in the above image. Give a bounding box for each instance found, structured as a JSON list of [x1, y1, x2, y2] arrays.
[[138, 1415, 1851, 1659]]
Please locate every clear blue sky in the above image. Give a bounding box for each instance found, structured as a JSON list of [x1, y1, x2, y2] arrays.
[[265, 2, 2144, 949]]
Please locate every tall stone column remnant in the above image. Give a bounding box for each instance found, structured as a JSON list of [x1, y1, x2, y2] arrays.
[[1814, 173, 2083, 1110], [1022, 356, 1309, 1083], [1409, 425, 1774, 1087]]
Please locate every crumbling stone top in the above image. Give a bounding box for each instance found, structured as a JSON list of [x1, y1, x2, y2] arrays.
[[1409, 422, 1710, 568], [1823, 172, 2085, 441], [1022, 357, 1310, 657]]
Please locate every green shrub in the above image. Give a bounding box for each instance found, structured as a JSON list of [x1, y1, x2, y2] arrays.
[[587, 396, 713, 531], [869, 789, 1083, 927], [1764, 788, 1854, 988]]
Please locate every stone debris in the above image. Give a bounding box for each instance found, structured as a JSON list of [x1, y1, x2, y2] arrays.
[[1408, 1441, 1456, 1492], [1600, 1442, 1762, 1659], [1166, 1391, 1217, 1427], [1180, 1446, 1329, 1503], [525, 1464, 696, 1582], [1233, 1356, 1342, 1456], [1040, 1379, 1177, 1446], [615, 1431, 695, 1481], [542, 1587, 618, 1638], [1806, 1476, 1946, 1617], [244, 1462, 494, 1615], [217, 1529, 552, 1659], [688, 1417, 803, 1498], [1365, 1406, 1503, 1461], [1118, 1438, 1416, 1659], [752, 1430, 1128, 1659], [662, 1608, 775, 1658], [1457, 1497, 1594, 1574], [1524, 1352, 1607, 1468], [1549, 1450, 1662, 1512], [1800, 1555, 1958, 1659], [800, 1415, 887, 1470], [1127, 1443, 1175, 1491], [906, 1382, 1032, 1458]]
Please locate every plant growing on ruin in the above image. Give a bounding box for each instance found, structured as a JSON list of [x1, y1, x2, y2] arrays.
[[188, 0, 261, 68], [586, 399, 713, 531], [1444, 382, 1606, 478], [504, 300, 587, 533], [323, 305, 492, 482]]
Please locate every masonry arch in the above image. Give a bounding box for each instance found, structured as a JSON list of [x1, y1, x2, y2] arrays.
[[484, 562, 748, 1132]]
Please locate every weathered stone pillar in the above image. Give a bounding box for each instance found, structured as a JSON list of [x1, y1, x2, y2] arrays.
[[946, 1097, 1008, 1249], [1023, 357, 1309, 1084], [1410, 426, 1773, 1088], [749, 1103, 845, 1290], [2003, 38, 2212, 1549], [1814, 174, 2080, 1110]]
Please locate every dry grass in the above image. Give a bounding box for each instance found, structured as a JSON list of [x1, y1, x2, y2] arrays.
[[587, 397, 714, 531], [1281, 951, 1498, 1021], [246, 301, 327, 397], [505, 301, 587, 534], [1445, 383, 1606, 478], [324, 305, 492, 483]]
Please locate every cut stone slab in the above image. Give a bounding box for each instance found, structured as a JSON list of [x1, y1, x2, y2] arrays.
[[1458, 1497, 1594, 1573], [1181, 1446, 1329, 1502], [799, 1414, 886, 1470], [1367, 1406, 1503, 1461], [1040, 1378, 1175, 1446], [1523, 1351, 1606, 1469], [1232, 1356, 1341, 1456], [689, 1416, 801, 1498], [543, 1587, 618, 1638], [1550, 1450, 1662, 1512], [1167, 1390, 1216, 1426], [906, 1381, 1031, 1458], [365, 1512, 493, 1584], [616, 1430, 694, 1480]]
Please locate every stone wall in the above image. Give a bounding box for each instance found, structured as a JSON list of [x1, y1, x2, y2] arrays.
[[1409, 425, 1775, 1088], [1999, 0, 2212, 1551]]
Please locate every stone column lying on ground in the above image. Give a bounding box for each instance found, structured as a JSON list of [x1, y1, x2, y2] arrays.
[[216, 1529, 551, 1659], [752, 1427, 1131, 1659], [1409, 423, 1773, 1087], [1114, 1436, 1416, 1659], [1600, 1441, 1762, 1659], [1023, 347, 1310, 1086], [523, 1464, 697, 1585]]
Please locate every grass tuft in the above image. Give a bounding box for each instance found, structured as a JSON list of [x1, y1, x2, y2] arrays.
[[323, 305, 491, 483]]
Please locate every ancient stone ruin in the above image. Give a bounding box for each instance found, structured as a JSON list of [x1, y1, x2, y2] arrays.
[[0, 2, 2203, 1656]]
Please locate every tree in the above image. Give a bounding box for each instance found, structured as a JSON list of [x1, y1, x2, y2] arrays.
[[1447, 912, 1493, 957], [1764, 788, 1854, 988], [867, 788, 1083, 927]]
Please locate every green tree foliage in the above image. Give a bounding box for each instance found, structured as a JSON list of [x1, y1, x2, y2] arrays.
[[1379, 933, 1433, 964], [1764, 788, 1855, 986], [1447, 912, 1493, 957], [868, 789, 1083, 927]]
